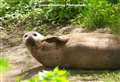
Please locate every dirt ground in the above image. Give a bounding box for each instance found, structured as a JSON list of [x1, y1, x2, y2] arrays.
[[0, 28, 41, 82], [0, 44, 41, 82]]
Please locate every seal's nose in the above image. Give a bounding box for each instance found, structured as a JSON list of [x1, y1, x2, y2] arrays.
[[26, 36, 36, 46]]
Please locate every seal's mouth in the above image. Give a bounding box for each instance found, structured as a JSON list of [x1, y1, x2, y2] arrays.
[[25, 37, 36, 47]]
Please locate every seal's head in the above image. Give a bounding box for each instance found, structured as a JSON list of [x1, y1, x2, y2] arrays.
[[23, 32, 44, 48]]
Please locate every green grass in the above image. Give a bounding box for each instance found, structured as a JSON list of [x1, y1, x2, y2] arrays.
[[1, 0, 120, 34], [69, 69, 120, 82], [74, 0, 120, 34]]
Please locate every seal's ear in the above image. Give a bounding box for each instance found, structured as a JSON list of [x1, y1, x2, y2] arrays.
[[42, 36, 68, 46]]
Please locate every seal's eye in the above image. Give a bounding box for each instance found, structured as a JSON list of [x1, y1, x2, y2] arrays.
[[24, 35, 28, 38], [33, 33, 37, 36]]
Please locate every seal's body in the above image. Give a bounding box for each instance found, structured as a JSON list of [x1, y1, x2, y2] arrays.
[[23, 32, 120, 69]]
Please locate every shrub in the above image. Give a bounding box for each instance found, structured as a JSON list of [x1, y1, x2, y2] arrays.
[[0, 0, 120, 34], [75, 0, 111, 28], [17, 67, 69, 82], [109, 2, 120, 34], [74, 0, 120, 34], [0, 0, 83, 33]]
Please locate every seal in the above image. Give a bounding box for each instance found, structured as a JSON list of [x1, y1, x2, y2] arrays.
[[23, 32, 120, 69]]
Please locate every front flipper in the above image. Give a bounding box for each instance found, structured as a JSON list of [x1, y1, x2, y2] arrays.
[[41, 36, 68, 46]]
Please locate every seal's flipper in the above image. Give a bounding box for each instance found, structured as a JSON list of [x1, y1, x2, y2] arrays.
[[42, 36, 68, 46]]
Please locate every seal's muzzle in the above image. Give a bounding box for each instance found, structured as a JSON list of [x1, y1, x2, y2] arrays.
[[26, 36, 36, 46]]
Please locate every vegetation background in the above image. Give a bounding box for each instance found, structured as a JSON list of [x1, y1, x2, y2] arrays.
[[0, 0, 120, 34]]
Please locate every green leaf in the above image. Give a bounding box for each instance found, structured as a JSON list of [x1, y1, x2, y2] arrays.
[[0, 57, 10, 72]]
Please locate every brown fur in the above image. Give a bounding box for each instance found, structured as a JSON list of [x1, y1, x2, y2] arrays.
[[23, 32, 120, 69]]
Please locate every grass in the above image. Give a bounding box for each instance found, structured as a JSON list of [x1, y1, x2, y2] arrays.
[[17, 67, 120, 82], [1, 0, 120, 34], [69, 69, 120, 82]]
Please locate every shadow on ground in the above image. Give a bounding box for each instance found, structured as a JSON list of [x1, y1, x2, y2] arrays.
[[18, 65, 120, 82]]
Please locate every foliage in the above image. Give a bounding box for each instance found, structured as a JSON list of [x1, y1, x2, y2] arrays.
[[18, 67, 69, 82], [0, 57, 10, 72], [74, 0, 120, 33], [0, 0, 82, 28], [79, 0, 112, 28], [0, 0, 120, 34], [109, 2, 120, 34]]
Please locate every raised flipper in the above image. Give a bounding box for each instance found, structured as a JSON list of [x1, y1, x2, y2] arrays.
[[41, 36, 68, 46]]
